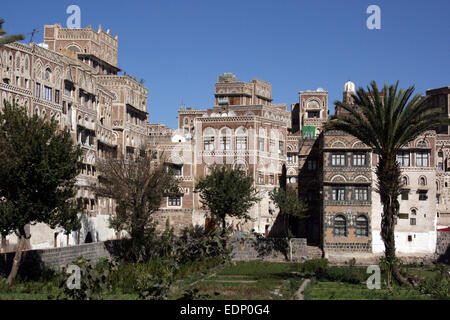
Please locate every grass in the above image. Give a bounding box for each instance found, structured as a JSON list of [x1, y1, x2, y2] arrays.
[[304, 280, 432, 300], [0, 260, 446, 300], [169, 261, 305, 300]]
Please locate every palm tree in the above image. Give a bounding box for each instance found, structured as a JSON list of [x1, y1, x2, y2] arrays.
[[0, 19, 24, 46], [324, 81, 450, 284]]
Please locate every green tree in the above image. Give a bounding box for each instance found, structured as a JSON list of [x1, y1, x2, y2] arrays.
[[269, 185, 308, 238], [195, 165, 261, 234], [324, 81, 450, 285], [0, 19, 24, 46], [0, 101, 82, 284], [95, 152, 179, 262]]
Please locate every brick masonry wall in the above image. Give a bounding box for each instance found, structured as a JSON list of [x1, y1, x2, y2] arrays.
[[0, 240, 121, 277], [436, 231, 449, 263], [229, 235, 307, 262]]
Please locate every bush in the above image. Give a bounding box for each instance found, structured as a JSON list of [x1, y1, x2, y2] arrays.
[[135, 272, 173, 300], [417, 264, 449, 300], [299, 259, 329, 276], [320, 266, 365, 284], [175, 225, 230, 264], [57, 257, 118, 300], [108, 258, 177, 294]]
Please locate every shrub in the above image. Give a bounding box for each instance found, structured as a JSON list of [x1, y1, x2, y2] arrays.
[[321, 266, 365, 284], [57, 257, 118, 300], [299, 259, 329, 276], [175, 225, 230, 264], [417, 264, 449, 300], [135, 273, 172, 300]]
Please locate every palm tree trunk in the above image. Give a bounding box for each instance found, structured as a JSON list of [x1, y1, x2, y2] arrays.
[[377, 154, 409, 285], [6, 235, 26, 285]]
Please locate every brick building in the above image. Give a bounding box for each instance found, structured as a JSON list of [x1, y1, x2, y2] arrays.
[[0, 24, 150, 251]]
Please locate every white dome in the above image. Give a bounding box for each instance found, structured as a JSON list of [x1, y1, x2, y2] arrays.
[[344, 81, 355, 93]]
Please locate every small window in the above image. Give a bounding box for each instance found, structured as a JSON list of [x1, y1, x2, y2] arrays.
[[419, 177, 426, 186], [354, 187, 369, 201], [416, 152, 429, 167], [278, 141, 284, 155], [402, 176, 408, 186], [355, 215, 368, 237], [331, 153, 346, 166], [220, 137, 231, 150], [410, 218, 416, 225], [287, 153, 295, 164], [418, 191, 427, 201], [44, 86, 52, 101], [35, 82, 41, 98], [332, 187, 346, 201], [169, 164, 182, 177], [334, 215, 347, 237], [401, 190, 409, 200], [307, 110, 320, 118], [397, 152, 410, 167], [236, 137, 247, 150], [258, 175, 265, 185], [168, 196, 181, 207], [352, 153, 366, 166], [417, 140, 427, 148], [258, 138, 265, 152], [203, 137, 214, 151]]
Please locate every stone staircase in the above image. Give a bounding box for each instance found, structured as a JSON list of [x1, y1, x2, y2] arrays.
[[306, 245, 323, 259]]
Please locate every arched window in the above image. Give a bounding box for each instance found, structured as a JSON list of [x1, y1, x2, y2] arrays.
[[45, 68, 52, 81], [419, 176, 426, 186], [417, 140, 427, 148], [334, 215, 346, 237], [356, 215, 369, 237], [219, 127, 232, 150], [203, 127, 215, 151], [402, 176, 409, 186]]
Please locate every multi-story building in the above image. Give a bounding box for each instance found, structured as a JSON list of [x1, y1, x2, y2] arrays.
[[0, 24, 150, 251], [153, 73, 291, 235], [322, 82, 440, 259], [427, 87, 450, 229]]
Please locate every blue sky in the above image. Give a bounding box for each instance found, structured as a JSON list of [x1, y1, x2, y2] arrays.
[[2, 0, 449, 128]]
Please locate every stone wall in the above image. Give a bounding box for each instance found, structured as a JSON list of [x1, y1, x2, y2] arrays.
[[0, 240, 121, 278], [436, 230, 450, 263], [229, 235, 307, 262]]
